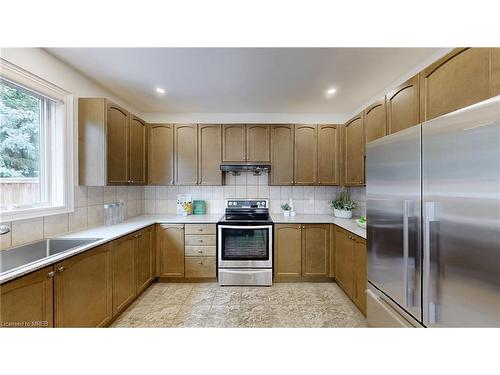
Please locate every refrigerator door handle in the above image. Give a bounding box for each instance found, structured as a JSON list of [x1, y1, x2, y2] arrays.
[[402, 200, 412, 308], [424, 201, 438, 325]]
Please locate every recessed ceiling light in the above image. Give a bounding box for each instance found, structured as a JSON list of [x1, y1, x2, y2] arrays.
[[326, 88, 336, 95], [155, 87, 166, 94]]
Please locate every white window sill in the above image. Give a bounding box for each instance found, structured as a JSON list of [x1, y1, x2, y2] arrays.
[[0, 204, 74, 223]]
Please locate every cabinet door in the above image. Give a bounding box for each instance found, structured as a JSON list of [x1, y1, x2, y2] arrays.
[[136, 226, 154, 294], [364, 99, 387, 143], [274, 224, 302, 278], [0, 266, 54, 328], [158, 224, 185, 277], [198, 124, 222, 185], [174, 124, 198, 185], [318, 125, 340, 185], [329, 224, 336, 278], [344, 114, 365, 186], [246, 124, 270, 162], [420, 48, 491, 121], [491, 48, 500, 97], [335, 228, 355, 297], [185, 257, 216, 278], [302, 224, 330, 277], [112, 234, 137, 316], [128, 115, 147, 185], [270, 125, 294, 185], [148, 124, 174, 185], [386, 75, 420, 134], [353, 237, 367, 315], [55, 244, 112, 327], [222, 124, 246, 161], [106, 103, 129, 184], [294, 124, 318, 185]]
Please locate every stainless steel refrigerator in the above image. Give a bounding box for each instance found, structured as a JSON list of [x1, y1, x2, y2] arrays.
[[366, 96, 500, 327]]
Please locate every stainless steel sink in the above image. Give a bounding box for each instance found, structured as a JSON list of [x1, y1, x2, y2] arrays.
[[0, 238, 102, 274]]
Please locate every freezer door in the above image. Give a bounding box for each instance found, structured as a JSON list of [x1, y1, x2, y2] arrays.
[[366, 125, 422, 322], [423, 96, 500, 327]]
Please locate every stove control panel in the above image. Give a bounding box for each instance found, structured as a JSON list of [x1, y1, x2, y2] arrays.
[[226, 199, 268, 209]]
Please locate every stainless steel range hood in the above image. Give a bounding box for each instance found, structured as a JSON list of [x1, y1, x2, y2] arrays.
[[220, 162, 271, 176]]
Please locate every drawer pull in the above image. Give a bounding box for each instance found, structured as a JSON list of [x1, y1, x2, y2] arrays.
[[57, 266, 65, 273], [198, 228, 203, 232], [198, 250, 203, 254], [48, 271, 55, 278], [199, 239, 203, 243], [198, 261, 203, 265]]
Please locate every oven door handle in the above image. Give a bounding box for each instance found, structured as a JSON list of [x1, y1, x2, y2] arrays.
[[218, 225, 273, 230]]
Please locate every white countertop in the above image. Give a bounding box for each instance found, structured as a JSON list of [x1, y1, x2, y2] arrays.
[[270, 214, 366, 239], [0, 213, 365, 284]]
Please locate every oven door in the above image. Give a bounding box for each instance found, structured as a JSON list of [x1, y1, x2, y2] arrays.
[[218, 225, 273, 268]]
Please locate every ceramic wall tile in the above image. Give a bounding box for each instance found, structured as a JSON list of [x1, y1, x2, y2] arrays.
[[68, 207, 88, 232], [201, 186, 213, 200], [87, 205, 104, 227], [43, 213, 69, 237], [74, 186, 88, 208], [116, 186, 128, 201], [292, 186, 304, 199], [212, 186, 223, 199], [235, 185, 247, 198], [280, 186, 292, 200], [87, 186, 104, 205], [246, 185, 258, 198], [156, 186, 168, 200], [103, 186, 117, 203], [167, 200, 177, 214], [144, 200, 155, 214], [269, 186, 280, 199], [11, 217, 44, 246], [258, 186, 269, 198], [156, 200, 168, 214]]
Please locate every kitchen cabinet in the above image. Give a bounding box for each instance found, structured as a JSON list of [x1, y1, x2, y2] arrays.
[[0, 266, 54, 328], [335, 226, 367, 315], [364, 99, 387, 143], [302, 224, 330, 277], [112, 233, 137, 316], [148, 124, 174, 185], [329, 224, 336, 278], [78, 98, 147, 186], [174, 124, 198, 185], [222, 124, 270, 162], [198, 124, 222, 185], [136, 225, 155, 294], [294, 125, 318, 185], [157, 224, 185, 278], [317, 125, 340, 185], [491, 48, 500, 96], [128, 115, 147, 185], [274, 224, 302, 278], [274, 223, 330, 280], [344, 113, 365, 186], [270, 125, 294, 185], [184, 224, 216, 278], [386, 75, 420, 134], [54, 244, 113, 327], [185, 257, 216, 278], [420, 48, 491, 121]]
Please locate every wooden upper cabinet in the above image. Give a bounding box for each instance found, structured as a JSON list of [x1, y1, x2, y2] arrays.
[[158, 224, 185, 278], [198, 124, 222, 185], [364, 99, 387, 143], [148, 124, 174, 185], [270, 125, 294, 185], [420, 48, 491, 121], [353, 236, 367, 315], [302, 224, 330, 277], [106, 102, 129, 184], [246, 125, 270, 162], [294, 125, 318, 185], [274, 224, 302, 278], [54, 244, 112, 328], [491, 48, 500, 97], [335, 227, 355, 297], [344, 113, 365, 186], [136, 226, 154, 294], [1, 266, 54, 328], [317, 125, 340, 185], [174, 124, 198, 185], [112, 234, 137, 316], [128, 115, 147, 185], [222, 124, 246, 162], [386, 75, 420, 134]]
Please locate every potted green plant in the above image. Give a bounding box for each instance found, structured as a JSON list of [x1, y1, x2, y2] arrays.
[[281, 203, 292, 216], [330, 189, 357, 219]]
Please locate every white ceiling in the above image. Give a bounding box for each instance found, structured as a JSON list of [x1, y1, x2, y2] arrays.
[[47, 48, 449, 117]]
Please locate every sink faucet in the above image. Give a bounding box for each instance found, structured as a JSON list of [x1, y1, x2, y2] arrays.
[[0, 224, 11, 235]]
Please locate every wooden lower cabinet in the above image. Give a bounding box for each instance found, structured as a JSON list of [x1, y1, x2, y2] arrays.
[[302, 224, 330, 278], [0, 266, 54, 328], [55, 244, 113, 327], [112, 233, 137, 316], [185, 257, 216, 278], [335, 226, 367, 315], [158, 224, 185, 277], [136, 226, 154, 294], [274, 224, 302, 278]]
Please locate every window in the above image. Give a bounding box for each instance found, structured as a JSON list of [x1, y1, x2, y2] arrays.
[[0, 59, 73, 221]]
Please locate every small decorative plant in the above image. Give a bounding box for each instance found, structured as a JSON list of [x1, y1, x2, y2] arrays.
[[281, 203, 292, 216], [331, 189, 356, 218]]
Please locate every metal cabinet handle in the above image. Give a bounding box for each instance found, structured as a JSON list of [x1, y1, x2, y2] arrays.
[[198, 250, 203, 254], [423, 201, 438, 326], [138, 233, 142, 237], [57, 266, 65, 273], [198, 261, 203, 265], [197, 228, 203, 232], [48, 271, 55, 278], [198, 239, 203, 243]]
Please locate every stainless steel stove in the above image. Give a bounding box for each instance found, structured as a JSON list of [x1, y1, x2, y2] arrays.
[[217, 199, 273, 286]]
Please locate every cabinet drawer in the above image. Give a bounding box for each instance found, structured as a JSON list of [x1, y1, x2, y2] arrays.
[[185, 235, 216, 246], [185, 246, 216, 257], [185, 224, 216, 235], [185, 257, 216, 278]]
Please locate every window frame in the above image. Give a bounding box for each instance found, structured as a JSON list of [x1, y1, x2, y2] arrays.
[[0, 58, 74, 222]]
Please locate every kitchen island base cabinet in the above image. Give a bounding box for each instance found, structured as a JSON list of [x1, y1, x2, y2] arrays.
[[55, 244, 113, 327], [0, 266, 54, 328], [158, 224, 185, 278]]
